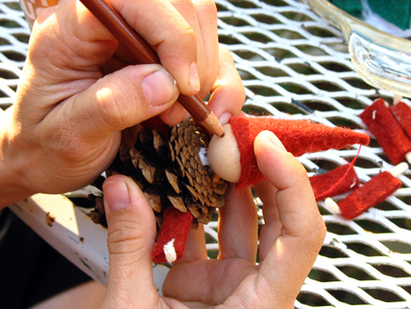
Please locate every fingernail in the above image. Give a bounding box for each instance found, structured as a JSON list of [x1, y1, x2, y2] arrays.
[[189, 62, 201, 92], [142, 68, 178, 106], [265, 130, 287, 152], [219, 112, 232, 126], [103, 181, 131, 212]]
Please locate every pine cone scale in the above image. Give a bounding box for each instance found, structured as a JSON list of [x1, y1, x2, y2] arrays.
[[90, 119, 229, 229]]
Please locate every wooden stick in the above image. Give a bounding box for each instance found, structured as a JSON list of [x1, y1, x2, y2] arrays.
[[79, 0, 224, 137]]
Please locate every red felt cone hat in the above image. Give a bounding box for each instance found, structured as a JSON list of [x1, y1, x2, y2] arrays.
[[229, 115, 370, 189]]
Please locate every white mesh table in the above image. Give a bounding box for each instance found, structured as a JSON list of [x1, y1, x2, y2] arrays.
[[3, 0, 411, 307]]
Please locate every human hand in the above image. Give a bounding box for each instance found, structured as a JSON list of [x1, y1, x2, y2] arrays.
[[0, 0, 244, 207], [99, 130, 326, 308]]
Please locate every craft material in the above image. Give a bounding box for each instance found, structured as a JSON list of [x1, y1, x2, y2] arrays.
[[79, 0, 224, 137], [360, 99, 411, 164], [389, 101, 411, 139], [90, 120, 227, 263], [310, 164, 360, 201], [208, 115, 370, 189], [91, 115, 370, 263], [153, 207, 193, 263], [325, 163, 407, 219]]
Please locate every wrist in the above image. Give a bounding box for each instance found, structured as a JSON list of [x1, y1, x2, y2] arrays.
[[0, 109, 35, 209]]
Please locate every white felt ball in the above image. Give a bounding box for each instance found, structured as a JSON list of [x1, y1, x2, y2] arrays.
[[208, 124, 241, 183]]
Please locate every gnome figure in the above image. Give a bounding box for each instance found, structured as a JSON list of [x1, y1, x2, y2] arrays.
[[207, 115, 369, 189], [91, 115, 370, 263], [154, 115, 369, 263]]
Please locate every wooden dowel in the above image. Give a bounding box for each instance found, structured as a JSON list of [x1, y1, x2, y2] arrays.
[[80, 0, 224, 137]]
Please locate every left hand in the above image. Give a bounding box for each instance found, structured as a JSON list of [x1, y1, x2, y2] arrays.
[[101, 131, 326, 309]]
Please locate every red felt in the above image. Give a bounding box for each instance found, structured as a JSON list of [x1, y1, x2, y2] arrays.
[[153, 207, 193, 263], [360, 99, 411, 164], [310, 164, 360, 201], [389, 102, 411, 139], [229, 115, 370, 189], [337, 171, 401, 220]]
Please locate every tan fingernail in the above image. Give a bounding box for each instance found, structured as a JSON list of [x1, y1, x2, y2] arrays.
[[142, 68, 178, 106]]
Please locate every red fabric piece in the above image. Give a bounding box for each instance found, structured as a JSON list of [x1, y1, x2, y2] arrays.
[[229, 115, 370, 189], [310, 164, 360, 201], [389, 102, 411, 139], [337, 171, 401, 220], [360, 99, 411, 164], [153, 207, 193, 263]]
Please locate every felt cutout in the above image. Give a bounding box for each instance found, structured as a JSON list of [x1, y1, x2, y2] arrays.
[[360, 99, 411, 164], [389, 102, 411, 139], [336, 171, 402, 220], [229, 115, 370, 189], [310, 164, 360, 201], [153, 207, 193, 263]]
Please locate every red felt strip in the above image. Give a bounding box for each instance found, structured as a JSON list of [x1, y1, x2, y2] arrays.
[[360, 99, 411, 164], [310, 162, 360, 201], [153, 207, 193, 263], [229, 115, 370, 189], [337, 171, 401, 219], [389, 102, 411, 139]]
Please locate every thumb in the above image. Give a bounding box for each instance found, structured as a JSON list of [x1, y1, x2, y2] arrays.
[[102, 175, 159, 307], [70, 64, 179, 141]]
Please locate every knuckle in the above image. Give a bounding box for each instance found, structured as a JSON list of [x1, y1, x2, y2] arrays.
[[95, 78, 138, 130], [107, 218, 147, 255]]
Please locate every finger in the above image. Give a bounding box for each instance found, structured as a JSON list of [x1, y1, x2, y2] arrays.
[[191, 0, 219, 96], [253, 131, 326, 305], [102, 175, 159, 306], [255, 131, 324, 241], [169, 0, 206, 90], [45, 64, 178, 143], [217, 184, 258, 262], [158, 101, 190, 126], [207, 47, 245, 120], [110, 0, 201, 95], [252, 180, 281, 261], [154, 0, 220, 126], [174, 224, 208, 263]]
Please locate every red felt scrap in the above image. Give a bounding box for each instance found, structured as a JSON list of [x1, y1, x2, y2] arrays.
[[229, 115, 370, 189], [360, 99, 411, 164], [310, 164, 360, 201], [389, 102, 411, 139], [153, 207, 193, 263], [337, 171, 401, 220]]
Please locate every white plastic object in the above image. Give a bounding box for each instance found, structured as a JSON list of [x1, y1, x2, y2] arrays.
[[8, 194, 169, 293], [306, 0, 411, 98]]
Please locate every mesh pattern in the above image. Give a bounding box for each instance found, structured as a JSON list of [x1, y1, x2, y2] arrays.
[[2, 0, 411, 307], [211, 1, 411, 308]]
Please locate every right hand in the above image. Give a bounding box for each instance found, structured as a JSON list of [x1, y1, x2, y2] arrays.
[[0, 0, 245, 207]]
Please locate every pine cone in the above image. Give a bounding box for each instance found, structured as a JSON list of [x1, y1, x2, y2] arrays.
[[90, 119, 228, 228]]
